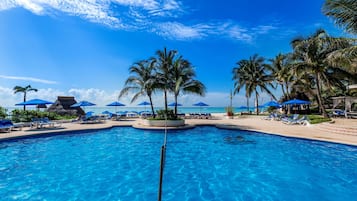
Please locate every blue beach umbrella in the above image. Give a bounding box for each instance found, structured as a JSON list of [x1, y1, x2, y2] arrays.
[[138, 101, 150, 106], [106, 101, 125, 107], [138, 101, 150, 112], [71, 101, 96, 113], [16, 98, 54, 111], [71, 101, 96, 107], [193, 102, 209, 107], [282, 99, 310, 105], [263, 101, 281, 108], [102, 110, 112, 115], [168, 102, 182, 107], [193, 102, 209, 113], [106, 101, 125, 113], [16, 98, 53, 106]]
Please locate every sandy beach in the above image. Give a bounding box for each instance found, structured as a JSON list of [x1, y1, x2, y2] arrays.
[[1, 114, 356, 146]]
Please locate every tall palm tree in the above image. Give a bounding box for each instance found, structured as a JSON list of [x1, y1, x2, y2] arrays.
[[232, 54, 276, 115], [269, 53, 295, 99], [323, 0, 357, 34], [13, 85, 38, 111], [119, 60, 156, 116], [171, 57, 206, 115], [291, 29, 355, 117], [154, 47, 178, 112]]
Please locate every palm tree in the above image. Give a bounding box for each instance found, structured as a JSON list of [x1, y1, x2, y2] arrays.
[[291, 29, 355, 117], [119, 60, 156, 116], [171, 57, 206, 115], [232, 54, 276, 115], [13, 85, 38, 111], [323, 0, 357, 34], [153, 47, 178, 112], [269, 53, 295, 99]]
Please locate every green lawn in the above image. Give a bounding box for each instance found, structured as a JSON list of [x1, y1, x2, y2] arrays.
[[307, 114, 331, 124]]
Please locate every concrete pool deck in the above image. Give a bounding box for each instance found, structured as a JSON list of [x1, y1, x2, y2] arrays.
[[1, 114, 356, 146]]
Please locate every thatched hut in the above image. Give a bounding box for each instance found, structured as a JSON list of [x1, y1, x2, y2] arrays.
[[47, 96, 84, 116]]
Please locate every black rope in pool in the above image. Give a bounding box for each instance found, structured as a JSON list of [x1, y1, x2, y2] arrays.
[[157, 115, 168, 201]]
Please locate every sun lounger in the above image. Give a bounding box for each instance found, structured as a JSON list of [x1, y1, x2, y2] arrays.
[[281, 114, 299, 123], [283, 115, 309, 125], [332, 109, 346, 118], [31, 117, 62, 128], [0, 120, 14, 132]]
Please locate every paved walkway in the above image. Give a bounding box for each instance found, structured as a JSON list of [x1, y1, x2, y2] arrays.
[[1, 115, 356, 146]]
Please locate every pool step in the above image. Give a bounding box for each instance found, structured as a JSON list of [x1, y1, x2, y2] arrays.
[[315, 123, 357, 136]]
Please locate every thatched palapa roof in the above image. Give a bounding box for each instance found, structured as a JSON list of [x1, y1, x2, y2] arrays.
[[47, 96, 85, 116]]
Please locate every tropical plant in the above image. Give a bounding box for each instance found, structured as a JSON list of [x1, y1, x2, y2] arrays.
[[0, 106, 7, 119], [269, 53, 295, 99], [171, 57, 206, 115], [291, 29, 355, 117], [322, 0, 357, 35], [119, 60, 156, 116], [232, 54, 276, 115], [153, 47, 178, 112], [13, 85, 38, 111]]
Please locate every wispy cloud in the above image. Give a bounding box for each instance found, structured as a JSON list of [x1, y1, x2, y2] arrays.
[[0, 0, 277, 42], [0, 75, 58, 84]]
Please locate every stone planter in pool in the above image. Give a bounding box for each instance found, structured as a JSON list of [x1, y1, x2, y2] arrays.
[[141, 119, 185, 127]]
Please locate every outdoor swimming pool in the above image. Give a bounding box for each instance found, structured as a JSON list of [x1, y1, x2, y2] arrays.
[[0, 126, 356, 201]]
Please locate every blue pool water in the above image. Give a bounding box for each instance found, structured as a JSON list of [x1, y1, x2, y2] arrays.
[[0, 127, 356, 201]]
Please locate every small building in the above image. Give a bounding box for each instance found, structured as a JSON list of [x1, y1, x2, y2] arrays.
[[47, 96, 84, 116], [331, 96, 357, 112]]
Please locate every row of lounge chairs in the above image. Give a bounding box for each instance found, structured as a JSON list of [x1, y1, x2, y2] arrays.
[[187, 113, 212, 119], [31, 117, 62, 128]]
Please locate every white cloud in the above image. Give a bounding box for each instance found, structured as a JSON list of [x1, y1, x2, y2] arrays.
[[153, 21, 277, 42], [0, 0, 278, 42], [154, 22, 205, 40], [0, 75, 58, 84], [252, 25, 277, 34], [113, 0, 160, 11]]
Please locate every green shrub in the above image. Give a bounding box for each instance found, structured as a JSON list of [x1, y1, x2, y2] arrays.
[[307, 115, 331, 124], [10, 109, 76, 122], [0, 106, 7, 119], [148, 109, 181, 120]]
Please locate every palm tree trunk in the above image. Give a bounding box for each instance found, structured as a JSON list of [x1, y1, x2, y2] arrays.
[[174, 94, 178, 116], [23, 92, 26, 111], [164, 90, 168, 112], [285, 81, 290, 99], [281, 84, 286, 98], [255, 90, 259, 115], [149, 95, 155, 117], [315, 73, 328, 118], [246, 95, 249, 112]]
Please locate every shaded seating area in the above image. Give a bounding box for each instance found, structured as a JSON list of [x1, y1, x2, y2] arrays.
[[331, 96, 357, 118]]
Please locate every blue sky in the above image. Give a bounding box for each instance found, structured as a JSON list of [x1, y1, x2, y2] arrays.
[[0, 0, 347, 107]]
